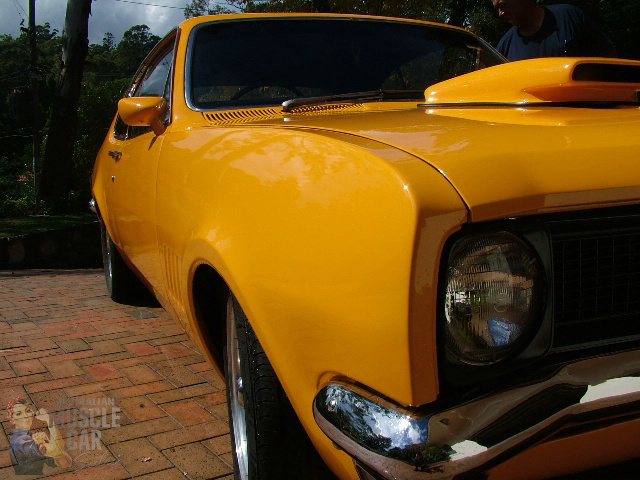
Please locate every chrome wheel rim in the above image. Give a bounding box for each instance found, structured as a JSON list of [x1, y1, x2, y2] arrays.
[[227, 297, 248, 479], [103, 229, 113, 289]]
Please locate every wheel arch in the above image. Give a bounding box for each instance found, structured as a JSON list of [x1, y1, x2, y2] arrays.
[[189, 262, 229, 378]]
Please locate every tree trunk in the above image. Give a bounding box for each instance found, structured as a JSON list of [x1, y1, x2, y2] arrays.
[[39, 0, 92, 204]]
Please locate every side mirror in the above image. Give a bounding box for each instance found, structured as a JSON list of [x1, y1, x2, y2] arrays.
[[117, 97, 167, 136]]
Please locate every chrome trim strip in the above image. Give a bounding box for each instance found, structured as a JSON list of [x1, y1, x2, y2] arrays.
[[128, 29, 178, 99], [313, 350, 640, 479], [419, 101, 639, 109]]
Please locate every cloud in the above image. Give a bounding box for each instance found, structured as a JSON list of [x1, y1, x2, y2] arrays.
[[90, 0, 185, 44], [1, 0, 186, 44]]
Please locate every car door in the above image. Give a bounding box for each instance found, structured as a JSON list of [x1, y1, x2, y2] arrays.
[[108, 41, 175, 292]]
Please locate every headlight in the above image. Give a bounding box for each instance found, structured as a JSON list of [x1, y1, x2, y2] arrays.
[[444, 232, 544, 365]]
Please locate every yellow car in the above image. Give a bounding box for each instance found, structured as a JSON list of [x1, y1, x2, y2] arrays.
[[92, 13, 640, 480]]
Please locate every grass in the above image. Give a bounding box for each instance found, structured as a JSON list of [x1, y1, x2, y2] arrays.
[[0, 214, 97, 239]]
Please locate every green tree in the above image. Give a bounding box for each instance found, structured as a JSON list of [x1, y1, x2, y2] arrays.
[[184, 0, 234, 18], [85, 33, 121, 77], [222, 0, 505, 38], [1, 19, 168, 215], [559, 0, 640, 60], [219, 0, 638, 57], [0, 23, 60, 217], [114, 25, 161, 75], [102, 32, 115, 51], [70, 77, 129, 210]]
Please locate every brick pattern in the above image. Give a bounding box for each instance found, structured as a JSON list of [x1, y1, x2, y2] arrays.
[[0, 270, 232, 480]]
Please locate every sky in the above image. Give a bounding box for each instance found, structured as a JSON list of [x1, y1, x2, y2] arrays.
[[2, 0, 192, 45]]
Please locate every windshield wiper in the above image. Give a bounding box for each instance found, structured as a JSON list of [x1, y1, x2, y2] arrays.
[[281, 89, 424, 113]]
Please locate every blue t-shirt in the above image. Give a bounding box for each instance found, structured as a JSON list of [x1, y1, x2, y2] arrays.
[[497, 4, 614, 61]]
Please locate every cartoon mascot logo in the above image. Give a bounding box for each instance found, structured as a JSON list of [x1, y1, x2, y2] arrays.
[[7, 397, 72, 475]]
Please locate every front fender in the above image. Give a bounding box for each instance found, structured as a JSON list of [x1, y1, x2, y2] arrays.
[[156, 125, 467, 478]]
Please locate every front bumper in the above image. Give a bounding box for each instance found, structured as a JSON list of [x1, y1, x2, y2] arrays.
[[313, 350, 640, 480]]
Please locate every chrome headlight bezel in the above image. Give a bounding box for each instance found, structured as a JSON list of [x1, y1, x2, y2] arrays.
[[439, 224, 553, 385]]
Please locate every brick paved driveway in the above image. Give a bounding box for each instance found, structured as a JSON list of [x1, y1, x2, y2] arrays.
[[0, 269, 233, 480]]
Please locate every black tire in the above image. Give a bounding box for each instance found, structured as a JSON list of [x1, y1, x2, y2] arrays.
[[225, 294, 336, 480], [99, 218, 146, 304]]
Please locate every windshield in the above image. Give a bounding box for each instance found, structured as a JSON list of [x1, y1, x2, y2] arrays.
[[187, 18, 504, 110]]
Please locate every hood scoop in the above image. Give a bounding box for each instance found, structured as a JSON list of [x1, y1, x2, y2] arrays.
[[424, 58, 640, 106]]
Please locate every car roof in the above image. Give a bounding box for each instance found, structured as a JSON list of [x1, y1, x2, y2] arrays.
[[179, 12, 472, 35]]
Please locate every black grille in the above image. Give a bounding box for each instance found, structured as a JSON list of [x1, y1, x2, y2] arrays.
[[551, 216, 640, 351]]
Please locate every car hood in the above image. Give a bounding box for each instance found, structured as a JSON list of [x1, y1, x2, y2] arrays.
[[199, 58, 640, 222], [273, 105, 640, 222]]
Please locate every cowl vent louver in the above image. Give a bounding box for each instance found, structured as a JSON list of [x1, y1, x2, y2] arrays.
[[202, 103, 366, 125], [424, 58, 640, 106], [285, 103, 365, 115], [203, 108, 281, 125]]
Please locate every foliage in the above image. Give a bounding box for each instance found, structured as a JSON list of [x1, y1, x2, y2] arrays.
[[0, 149, 36, 218], [72, 77, 129, 207], [213, 0, 638, 56], [0, 24, 156, 217], [421, 445, 451, 464], [184, 0, 235, 18], [113, 25, 161, 76], [559, 0, 640, 60], [0, 23, 60, 217], [217, 0, 507, 40]]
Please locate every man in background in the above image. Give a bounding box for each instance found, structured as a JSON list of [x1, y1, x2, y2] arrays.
[[492, 0, 616, 61]]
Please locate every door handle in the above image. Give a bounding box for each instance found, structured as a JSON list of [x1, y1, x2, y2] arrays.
[[108, 150, 122, 161]]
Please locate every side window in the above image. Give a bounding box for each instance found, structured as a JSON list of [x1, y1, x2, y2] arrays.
[[115, 48, 174, 140], [137, 50, 174, 97], [113, 115, 128, 141]]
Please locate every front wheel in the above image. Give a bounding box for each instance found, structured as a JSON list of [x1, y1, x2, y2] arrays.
[[224, 294, 335, 480]]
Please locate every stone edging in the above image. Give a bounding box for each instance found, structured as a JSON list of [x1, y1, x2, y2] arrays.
[[0, 222, 102, 269]]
